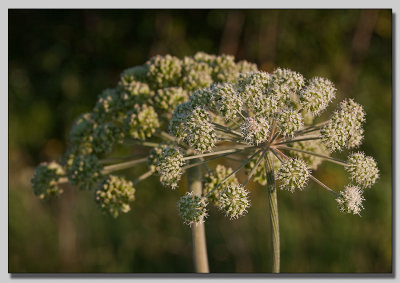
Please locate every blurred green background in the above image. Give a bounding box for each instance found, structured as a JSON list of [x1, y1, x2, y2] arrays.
[[9, 9, 392, 273]]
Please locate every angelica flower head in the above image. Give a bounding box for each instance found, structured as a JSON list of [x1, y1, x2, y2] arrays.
[[181, 56, 213, 91], [241, 117, 270, 145], [156, 147, 185, 189], [218, 184, 251, 220], [321, 98, 365, 152], [68, 112, 98, 151], [93, 88, 121, 121], [153, 87, 188, 113], [168, 101, 193, 140], [276, 109, 304, 137], [300, 77, 336, 116], [210, 83, 243, 120], [178, 192, 208, 226], [184, 107, 217, 153], [268, 68, 305, 107], [91, 122, 123, 155], [123, 104, 160, 140], [346, 152, 379, 188], [31, 161, 65, 200], [65, 154, 103, 191], [147, 143, 169, 173], [95, 175, 136, 218], [336, 185, 365, 215], [145, 54, 182, 88], [277, 158, 311, 192]]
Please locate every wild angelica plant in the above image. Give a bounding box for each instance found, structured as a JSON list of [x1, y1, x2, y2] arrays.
[[31, 52, 379, 273], [31, 52, 257, 273]]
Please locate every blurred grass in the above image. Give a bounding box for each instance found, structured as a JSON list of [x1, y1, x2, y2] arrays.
[[9, 9, 392, 273]]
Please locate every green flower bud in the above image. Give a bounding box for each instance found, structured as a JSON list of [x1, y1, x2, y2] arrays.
[[31, 161, 65, 200]]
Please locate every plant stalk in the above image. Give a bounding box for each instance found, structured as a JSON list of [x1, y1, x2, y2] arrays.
[[187, 159, 209, 273], [265, 152, 280, 273]]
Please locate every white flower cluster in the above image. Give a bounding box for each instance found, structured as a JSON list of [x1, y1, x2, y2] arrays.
[[147, 143, 169, 173], [240, 117, 270, 145], [300, 77, 336, 116], [346, 152, 379, 188], [95, 175, 136, 218], [336, 185, 365, 215], [276, 158, 311, 193], [153, 87, 188, 113], [156, 147, 185, 189], [178, 192, 208, 226], [218, 184, 251, 219], [321, 99, 366, 151], [210, 83, 243, 120], [184, 107, 218, 153], [31, 161, 65, 200], [123, 104, 160, 140], [276, 109, 303, 137]]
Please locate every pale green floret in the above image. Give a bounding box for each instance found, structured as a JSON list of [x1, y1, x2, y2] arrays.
[[300, 77, 336, 116], [178, 192, 208, 226], [31, 161, 65, 200], [153, 87, 188, 113], [193, 52, 217, 64], [277, 158, 310, 192], [119, 81, 152, 108], [147, 143, 169, 173], [189, 87, 213, 108], [91, 122, 123, 155], [181, 56, 213, 90], [237, 71, 275, 117], [276, 109, 304, 137], [210, 83, 243, 120], [184, 107, 218, 153], [321, 98, 365, 151], [240, 117, 270, 145], [69, 112, 97, 146], [203, 165, 239, 207], [346, 152, 379, 188], [236, 60, 258, 74], [218, 184, 251, 220], [290, 140, 329, 170], [145, 54, 182, 88], [66, 154, 103, 191], [123, 104, 160, 140], [156, 147, 185, 189], [95, 175, 136, 218], [169, 101, 193, 140], [268, 67, 305, 107], [336, 185, 364, 215], [119, 65, 148, 86], [239, 71, 271, 94], [93, 88, 121, 120], [210, 54, 238, 83]]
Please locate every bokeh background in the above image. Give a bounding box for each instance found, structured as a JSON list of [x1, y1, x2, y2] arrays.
[[9, 9, 392, 273]]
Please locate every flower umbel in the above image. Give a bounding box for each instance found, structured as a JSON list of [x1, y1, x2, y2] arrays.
[[336, 185, 365, 215], [178, 192, 208, 226]]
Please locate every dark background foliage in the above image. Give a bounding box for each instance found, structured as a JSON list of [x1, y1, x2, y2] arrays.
[[9, 9, 392, 273]]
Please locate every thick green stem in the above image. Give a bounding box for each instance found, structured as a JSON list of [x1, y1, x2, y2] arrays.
[[265, 152, 280, 273], [187, 159, 209, 273]]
